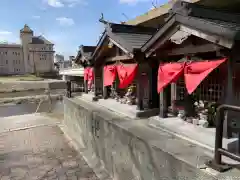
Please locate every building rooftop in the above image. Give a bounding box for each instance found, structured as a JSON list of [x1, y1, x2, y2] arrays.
[[126, 0, 240, 27], [92, 23, 156, 59], [31, 35, 53, 45], [0, 43, 22, 48], [20, 24, 33, 34], [141, 1, 240, 54], [75, 45, 96, 64]]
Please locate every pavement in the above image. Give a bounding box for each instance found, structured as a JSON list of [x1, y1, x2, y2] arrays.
[[0, 114, 99, 180]]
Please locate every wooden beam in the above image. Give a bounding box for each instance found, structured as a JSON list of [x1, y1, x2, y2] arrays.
[[180, 25, 233, 49], [105, 55, 133, 62], [146, 25, 180, 58], [160, 43, 223, 56], [109, 38, 134, 58]]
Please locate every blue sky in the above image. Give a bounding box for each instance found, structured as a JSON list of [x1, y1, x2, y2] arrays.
[[0, 0, 167, 58]]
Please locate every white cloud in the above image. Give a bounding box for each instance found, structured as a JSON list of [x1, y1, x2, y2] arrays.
[[66, 0, 88, 7], [32, 15, 41, 19], [46, 0, 64, 7], [0, 31, 12, 35], [56, 17, 75, 26], [44, 0, 87, 8], [119, 0, 150, 4]]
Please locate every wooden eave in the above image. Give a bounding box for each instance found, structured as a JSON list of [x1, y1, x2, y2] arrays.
[[92, 28, 135, 65], [141, 13, 239, 57]]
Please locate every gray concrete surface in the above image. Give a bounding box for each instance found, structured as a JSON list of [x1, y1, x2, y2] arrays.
[[64, 97, 227, 180], [0, 80, 66, 93], [80, 94, 240, 165], [0, 94, 63, 105], [0, 113, 98, 180], [80, 94, 238, 154]]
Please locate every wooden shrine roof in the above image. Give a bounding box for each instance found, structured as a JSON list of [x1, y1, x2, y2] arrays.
[[92, 23, 156, 60], [142, 1, 240, 55], [75, 45, 96, 64]]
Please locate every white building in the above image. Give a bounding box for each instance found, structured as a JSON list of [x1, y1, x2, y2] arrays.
[[0, 24, 55, 75], [54, 54, 72, 69]]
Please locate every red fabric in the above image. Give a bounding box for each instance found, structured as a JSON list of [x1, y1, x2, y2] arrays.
[[84, 67, 90, 81], [87, 68, 94, 88], [184, 58, 227, 94], [158, 62, 185, 93], [116, 64, 137, 89], [104, 65, 117, 87]]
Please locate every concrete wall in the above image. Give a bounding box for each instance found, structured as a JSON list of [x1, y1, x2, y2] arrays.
[[0, 80, 66, 92], [63, 97, 220, 180]]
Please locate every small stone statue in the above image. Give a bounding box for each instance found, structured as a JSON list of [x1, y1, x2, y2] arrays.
[[124, 85, 136, 105]]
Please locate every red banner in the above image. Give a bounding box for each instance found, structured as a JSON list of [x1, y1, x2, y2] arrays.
[[158, 62, 185, 93], [84, 67, 90, 81], [88, 68, 94, 88], [184, 58, 227, 94], [117, 64, 137, 89], [104, 65, 117, 87]]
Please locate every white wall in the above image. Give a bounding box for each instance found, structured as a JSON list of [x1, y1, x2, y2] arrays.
[[0, 46, 24, 75], [28, 44, 54, 73]]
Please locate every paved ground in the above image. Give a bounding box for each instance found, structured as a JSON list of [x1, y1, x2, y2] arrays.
[[0, 114, 99, 180]]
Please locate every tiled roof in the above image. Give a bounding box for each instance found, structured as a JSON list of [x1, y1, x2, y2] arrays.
[[142, 1, 240, 53], [81, 46, 96, 59], [92, 23, 156, 60], [75, 45, 96, 64], [31, 36, 53, 45], [126, 0, 240, 26], [0, 44, 21, 48], [107, 23, 156, 50]]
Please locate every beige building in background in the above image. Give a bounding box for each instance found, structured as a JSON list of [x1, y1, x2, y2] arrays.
[[0, 24, 55, 75]]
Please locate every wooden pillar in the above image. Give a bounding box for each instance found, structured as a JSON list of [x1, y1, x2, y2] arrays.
[[84, 80, 88, 93], [159, 89, 167, 118], [93, 65, 103, 97], [158, 58, 167, 118], [223, 56, 234, 138], [151, 60, 159, 109], [66, 81, 72, 98], [93, 66, 98, 97], [137, 62, 144, 110], [102, 66, 108, 99], [148, 67, 153, 109], [171, 83, 177, 103]]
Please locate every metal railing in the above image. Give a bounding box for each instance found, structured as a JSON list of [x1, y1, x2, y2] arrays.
[[206, 104, 240, 172]]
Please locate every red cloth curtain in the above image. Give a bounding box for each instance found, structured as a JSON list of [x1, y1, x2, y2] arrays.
[[87, 68, 94, 88], [104, 65, 117, 87], [184, 58, 227, 94], [84, 67, 90, 81], [116, 64, 138, 89], [158, 62, 185, 93]]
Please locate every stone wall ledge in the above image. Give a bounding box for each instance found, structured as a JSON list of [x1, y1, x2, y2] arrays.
[[63, 96, 240, 180]]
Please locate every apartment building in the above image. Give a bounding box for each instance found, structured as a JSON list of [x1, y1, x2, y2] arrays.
[[0, 24, 55, 75]]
